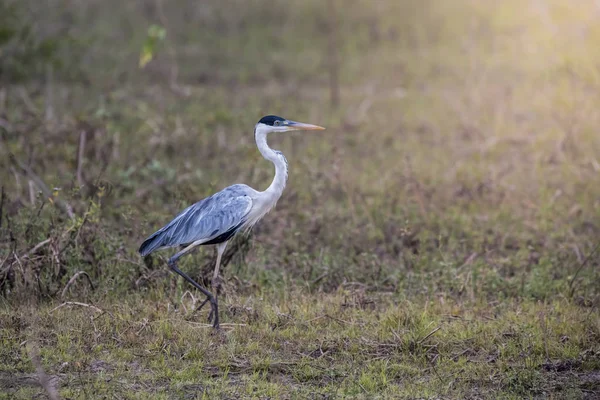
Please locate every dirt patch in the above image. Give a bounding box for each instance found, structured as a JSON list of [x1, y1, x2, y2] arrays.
[[0, 371, 60, 390]]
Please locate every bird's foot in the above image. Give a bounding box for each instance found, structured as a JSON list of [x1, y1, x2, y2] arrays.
[[196, 296, 219, 330], [206, 296, 220, 330], [208, 307, 220, 331]]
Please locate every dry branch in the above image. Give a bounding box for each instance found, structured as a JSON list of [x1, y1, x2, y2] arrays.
[[23, 238, 51, 258], [8, 153, 75, 220], [182, 321, 246, 329], [28, 180, 36, 205], [60, 271, 95, 300], [50, 301, 103, 314], [76, 130, 87, 187], [0, 186, 4, 229], [419, 327, 442, 344], [17, 87, 40, 116]]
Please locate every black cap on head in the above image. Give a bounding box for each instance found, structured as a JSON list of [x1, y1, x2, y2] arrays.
[[258, 115, 286, 126]]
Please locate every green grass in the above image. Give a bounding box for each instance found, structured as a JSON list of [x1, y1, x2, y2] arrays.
[[1, 292, 598, 398], [1, 0, 599, 398]]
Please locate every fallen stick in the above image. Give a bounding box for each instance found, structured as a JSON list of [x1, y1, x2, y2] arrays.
[[50, 301, 103, 314]]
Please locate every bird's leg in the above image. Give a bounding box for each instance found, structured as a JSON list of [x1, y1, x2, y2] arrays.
[[212, 241, 229, 295], [207, 241, 228, 324], [167, 246, 220, 330], [195, 297, 210, 312]]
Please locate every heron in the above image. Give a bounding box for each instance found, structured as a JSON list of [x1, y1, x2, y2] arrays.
[[139, 115, 325, 330]]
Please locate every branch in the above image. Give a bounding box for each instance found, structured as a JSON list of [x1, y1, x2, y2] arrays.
[[23, 238, 51, 258], [8, 153, 75, 220], [50, 301, 103, 314], [76, 130, 87, 187], [60, 271, 95, 300], [0, 186, 4, 229]]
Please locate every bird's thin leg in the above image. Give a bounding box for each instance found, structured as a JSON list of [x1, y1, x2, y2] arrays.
[[167, 244, 220, 330], [208, 241, 228, 324], [212, 241, 229, 295], [196, 298, 210, 312]]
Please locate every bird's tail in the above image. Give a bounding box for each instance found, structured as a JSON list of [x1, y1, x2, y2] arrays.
[[138, 230, 166, 257]]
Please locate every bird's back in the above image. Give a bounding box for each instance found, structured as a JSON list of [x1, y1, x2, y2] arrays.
[[139, 184, 254, 256]]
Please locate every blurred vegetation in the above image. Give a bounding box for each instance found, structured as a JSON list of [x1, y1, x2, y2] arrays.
[[0, 1, 59, 82], [0, 0, 599, 398]]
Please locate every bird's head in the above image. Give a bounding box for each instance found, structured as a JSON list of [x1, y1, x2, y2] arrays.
[[255, 115, 325, 134]]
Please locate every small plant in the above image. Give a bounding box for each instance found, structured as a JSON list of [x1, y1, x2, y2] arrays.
[[139, 25, 166, 68]]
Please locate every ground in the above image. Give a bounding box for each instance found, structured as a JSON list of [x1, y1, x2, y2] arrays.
[[1, 293, 599, 398], [0, 0, 599, 398]]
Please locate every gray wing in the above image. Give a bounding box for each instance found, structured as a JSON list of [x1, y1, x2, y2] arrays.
[[139, 185, 253, 256]]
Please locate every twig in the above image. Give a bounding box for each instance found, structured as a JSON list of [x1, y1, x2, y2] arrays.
[[11, 250, 28, 286], [10, 166, 22, 195], [418, 326, 441, 344], [50, 301, 103, 313], [180, 321, 246, 329], [568, 241, 600, 298], [571, 243, 583, 264], [180, 290, 197, 314], [0, 250, 11, 272], [6, 238, 52, 274], [76, 130, 87, 187], [45, 65, 55, 122], [28, 180, 36, 205], [539, 310, 549, 361], [430, 354, 446, 385], [60, 271, 95, 300], [9, 153, 75, 219], [326, 0, 340, 109], [23, 238, 51, 258], [0, 186, 4, 229], [23, 200, 46, 240], [311, 272, 329, 285], [325, 314, 359, 326], [302, 314, 326, 324], [134, 269, 166, 289], [17, 86, 40, 116], [27, 342, 61, 400], [136, 318, 149, 335]]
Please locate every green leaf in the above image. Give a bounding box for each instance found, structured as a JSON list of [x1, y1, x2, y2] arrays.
[[139, 24, 166, 68]]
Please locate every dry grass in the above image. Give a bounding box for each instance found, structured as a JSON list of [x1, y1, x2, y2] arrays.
[[1, 291, 599, 398]]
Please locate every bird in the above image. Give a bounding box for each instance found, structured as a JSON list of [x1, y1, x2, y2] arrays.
[[139, 115, 325, 329]]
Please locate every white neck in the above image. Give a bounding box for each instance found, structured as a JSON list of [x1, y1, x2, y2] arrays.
[[255, 125, 288, 199]]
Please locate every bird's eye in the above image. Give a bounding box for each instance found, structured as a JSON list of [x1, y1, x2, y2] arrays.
[[274, 120, 281, 126]]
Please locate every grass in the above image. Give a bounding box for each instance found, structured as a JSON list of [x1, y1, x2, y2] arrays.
[[1, 0, 599, 398], [1, 292, 598, 398]]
